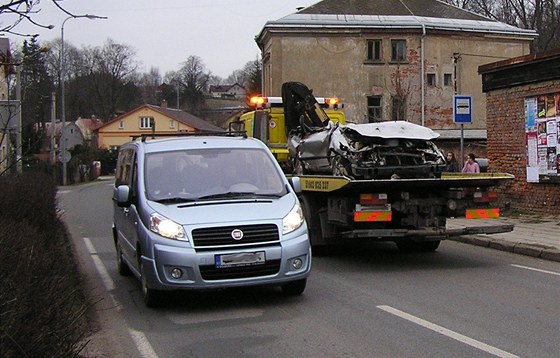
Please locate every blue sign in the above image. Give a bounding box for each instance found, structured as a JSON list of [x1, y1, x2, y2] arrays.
[[453, 95, 472, 124]]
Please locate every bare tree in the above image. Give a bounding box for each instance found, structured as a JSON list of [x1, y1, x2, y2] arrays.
[[442, 0, 560, 52], [175, 55, 210, 116], [137, 67, 162, 105], [78, 39, 140, 119], [242, 58, 262, 98]]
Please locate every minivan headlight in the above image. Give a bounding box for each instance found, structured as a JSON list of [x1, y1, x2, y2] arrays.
[[283, 202, 304, 234], [150, 213, 187, 241]]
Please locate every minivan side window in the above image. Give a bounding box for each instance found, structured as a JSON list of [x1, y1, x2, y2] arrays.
[[115, 148, 134, 187]]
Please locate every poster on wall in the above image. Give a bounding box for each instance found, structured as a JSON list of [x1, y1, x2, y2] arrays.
[[526, 132, 539, 182], [525, 93, 560, 182]]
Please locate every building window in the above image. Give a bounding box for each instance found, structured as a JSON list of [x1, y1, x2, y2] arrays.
[[366, 40, 382, 62], [169, 120, 175, 129], [444, 73, 453, 86], [367, 96, 382, 122], [140, 116, 153, 129], [391, 40, 407, 62], [118, 120, 124, 129], [392, 96, 406, 121], [427, 74, 436, 86]]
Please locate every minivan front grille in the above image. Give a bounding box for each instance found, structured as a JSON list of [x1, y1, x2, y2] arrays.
[[192, 224, 279, 247], [199, 259, 281, 280]]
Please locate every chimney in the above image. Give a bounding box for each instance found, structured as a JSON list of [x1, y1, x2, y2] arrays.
[[161, 99, 168, 109]]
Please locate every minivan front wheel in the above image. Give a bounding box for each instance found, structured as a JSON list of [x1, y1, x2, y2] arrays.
[[140, 260, 162, 308], [116, 242, 131, 276]]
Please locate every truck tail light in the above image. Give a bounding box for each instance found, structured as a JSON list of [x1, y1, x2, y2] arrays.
[[249, 96, 267, 108], [360, 193, 387, 205], [325, 97, 339, 108]]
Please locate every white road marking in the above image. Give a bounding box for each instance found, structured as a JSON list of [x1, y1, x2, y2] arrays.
[[83, 237, 115, 291], [129, 329, 159, 358], [83, 237, 158, 358], [510, 264, 560, 276], [377, 305, 518, 358]]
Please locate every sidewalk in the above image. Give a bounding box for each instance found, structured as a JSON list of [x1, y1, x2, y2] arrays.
[[447, 215, 560, 262]]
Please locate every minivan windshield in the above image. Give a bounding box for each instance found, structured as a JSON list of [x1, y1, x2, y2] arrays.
[[144, 148, 287, 202]]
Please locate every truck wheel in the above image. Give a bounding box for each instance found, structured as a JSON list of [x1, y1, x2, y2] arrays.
[[140, 260, 163, 308], [396, 240, 440, 253], [300, 195, 322, 247], [281, 278, 307, 295], [116, 241, 131, 276]]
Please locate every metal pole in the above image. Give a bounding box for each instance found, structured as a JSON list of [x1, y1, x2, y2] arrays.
[[15, 66, 22, 174], [50, 92, 56, 164], [61, 16, 70, 185], [60, 14, 107, 185]]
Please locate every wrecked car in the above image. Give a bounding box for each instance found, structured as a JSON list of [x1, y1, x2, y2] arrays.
[[288, 120, 447, 179], [281, 82, 447, 179]]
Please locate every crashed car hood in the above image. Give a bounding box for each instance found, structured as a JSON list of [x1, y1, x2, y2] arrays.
[[344, 121, 440, 140]]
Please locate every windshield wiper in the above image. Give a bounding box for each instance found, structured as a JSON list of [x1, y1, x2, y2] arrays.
[[197, 192, 257, 200], [197, 192, 286, 200], [153, 197, 197, 204]]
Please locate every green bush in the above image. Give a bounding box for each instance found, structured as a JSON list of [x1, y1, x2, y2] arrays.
[[0, 172, 90, 357]]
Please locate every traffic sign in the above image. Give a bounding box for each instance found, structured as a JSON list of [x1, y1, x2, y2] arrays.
[[59, 150, 71, 163], [453, 95, 472, 124]]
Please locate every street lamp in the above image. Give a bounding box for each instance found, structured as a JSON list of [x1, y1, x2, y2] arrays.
[[60, 14, 107, 185]]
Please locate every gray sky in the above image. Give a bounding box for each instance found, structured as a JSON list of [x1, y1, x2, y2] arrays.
[[5, 0, 318, 78]]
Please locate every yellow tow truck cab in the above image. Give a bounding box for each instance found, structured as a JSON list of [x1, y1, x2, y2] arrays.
[[235, 96, 346, 166]]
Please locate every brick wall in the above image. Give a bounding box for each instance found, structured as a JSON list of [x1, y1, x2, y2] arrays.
[[486, 80, 560, 215]]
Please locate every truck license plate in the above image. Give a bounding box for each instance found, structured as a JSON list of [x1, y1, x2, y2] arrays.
[[215, 251, 265, 268]]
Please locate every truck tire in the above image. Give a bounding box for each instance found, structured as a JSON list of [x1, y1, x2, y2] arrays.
[[396, 240, 441, 253], [299, 195, 323, 248]]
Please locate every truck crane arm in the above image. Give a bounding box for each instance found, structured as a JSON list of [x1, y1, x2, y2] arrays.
[[282, 81, 331, 134]]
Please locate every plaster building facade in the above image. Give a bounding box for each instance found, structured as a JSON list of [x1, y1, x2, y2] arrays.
[[479, 48, 560, 216], [256, 0, 537, 145], [97, 103, 222, 149]]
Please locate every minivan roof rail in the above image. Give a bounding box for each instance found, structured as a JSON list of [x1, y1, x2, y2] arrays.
[[131, 130, 247, 142]]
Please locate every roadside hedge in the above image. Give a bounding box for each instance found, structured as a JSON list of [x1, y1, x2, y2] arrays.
[[0, 172, 90, 357]]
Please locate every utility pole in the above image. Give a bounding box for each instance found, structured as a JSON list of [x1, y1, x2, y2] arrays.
[[15, 66, 21, 174], [50, 92, 56, 164], [60, 14, 107, 185]]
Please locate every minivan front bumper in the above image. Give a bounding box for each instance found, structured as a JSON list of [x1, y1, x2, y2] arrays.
[[141, 231, 310, 291]]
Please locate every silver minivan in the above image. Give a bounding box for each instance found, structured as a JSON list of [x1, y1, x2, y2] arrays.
[[112, 133, 310, 307]]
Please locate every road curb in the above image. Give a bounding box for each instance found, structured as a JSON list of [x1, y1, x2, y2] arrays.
[[448, 236, 560, 262]]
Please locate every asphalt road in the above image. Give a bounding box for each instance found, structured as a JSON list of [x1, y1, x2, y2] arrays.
[[58, 180, 560, 358]]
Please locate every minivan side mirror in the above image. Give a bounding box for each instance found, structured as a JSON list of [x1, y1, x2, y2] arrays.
[[115, 185, 132, 207], [288, 176, 302, 194]]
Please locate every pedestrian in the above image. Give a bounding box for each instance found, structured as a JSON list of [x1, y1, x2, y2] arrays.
[[445, 152, 459, 172], [462, 153, 480, 173]]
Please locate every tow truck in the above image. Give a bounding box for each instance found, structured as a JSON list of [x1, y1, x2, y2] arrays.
[[230, 82, 345, 171], [277, 82, 514, 251], [295, 172, 514, 251]]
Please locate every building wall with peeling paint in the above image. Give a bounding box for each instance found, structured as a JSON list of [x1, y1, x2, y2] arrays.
[[260, 30, 531, 133]]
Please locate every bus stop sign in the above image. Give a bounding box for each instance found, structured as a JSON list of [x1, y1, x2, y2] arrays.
[[453, 95, 472, 124]]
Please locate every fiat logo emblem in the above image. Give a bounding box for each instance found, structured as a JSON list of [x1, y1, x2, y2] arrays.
[[231, 229, 243, 240]]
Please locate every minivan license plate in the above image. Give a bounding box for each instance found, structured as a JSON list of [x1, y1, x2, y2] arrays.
[[215, 251, 265, 268]]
